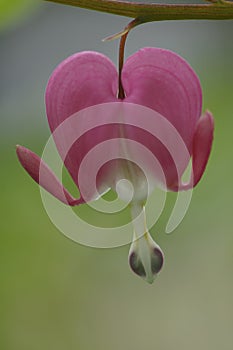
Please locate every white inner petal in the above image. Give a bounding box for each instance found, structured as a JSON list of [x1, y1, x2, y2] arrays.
[[129, 202, 164, 284]]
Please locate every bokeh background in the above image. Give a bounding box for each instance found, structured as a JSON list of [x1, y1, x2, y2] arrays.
[[1, 1, 233, 349]]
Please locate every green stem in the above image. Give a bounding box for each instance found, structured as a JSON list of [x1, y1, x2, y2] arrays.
[[45, 0, 233, 21]]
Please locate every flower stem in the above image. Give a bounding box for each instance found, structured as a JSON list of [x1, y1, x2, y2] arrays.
[[45, 0, 233, 21], [118, 31, 127, 100], [117, 18, 139, 99]]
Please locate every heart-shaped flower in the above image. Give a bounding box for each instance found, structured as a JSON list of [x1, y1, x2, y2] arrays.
[[16, 48, 214, 283]]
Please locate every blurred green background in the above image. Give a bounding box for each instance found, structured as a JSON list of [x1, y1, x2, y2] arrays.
[[1, 1, 233, 349]]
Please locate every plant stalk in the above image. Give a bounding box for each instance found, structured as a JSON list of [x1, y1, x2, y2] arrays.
[[45, 0, 233, 21]]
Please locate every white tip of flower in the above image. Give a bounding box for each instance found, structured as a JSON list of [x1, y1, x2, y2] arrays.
[[128, 231, 164, 284]]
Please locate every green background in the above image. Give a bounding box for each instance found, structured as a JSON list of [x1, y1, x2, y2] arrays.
[[1, 1, 233, 349]]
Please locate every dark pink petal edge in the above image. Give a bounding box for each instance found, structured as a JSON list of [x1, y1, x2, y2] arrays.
[[169, 110, 214, 191], [16, 145, 83, 206]]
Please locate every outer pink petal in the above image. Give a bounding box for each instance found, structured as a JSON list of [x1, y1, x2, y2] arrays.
[[169, 111, 214, 191], [16, 145, 83, 206], [45, 52, 118, 195], [46, 51, 118, 130], [122, 48, 202, 150], [190, 110, 214, 187]]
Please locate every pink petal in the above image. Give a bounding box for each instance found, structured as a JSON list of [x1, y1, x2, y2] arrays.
[[45, 52, 119, 195], [16, 145, 83, 206], [46, 51, 118, 130], [42, 49, 209, 199], [122, 47, 202, 150], [169, 111, 214, 191], [190, 110, 214, 187], [113, 103, 187, 191]]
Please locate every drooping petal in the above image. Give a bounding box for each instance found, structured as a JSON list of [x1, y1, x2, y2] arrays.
[[168, 110, 214, 191], [16, 145, 82, 206], [190, 110, 214, 187], [45, 52, 119, 197], [122, 47, 202, 150]]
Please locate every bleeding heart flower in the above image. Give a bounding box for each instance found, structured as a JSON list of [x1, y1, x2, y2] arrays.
[[16, 48, 214, 283]]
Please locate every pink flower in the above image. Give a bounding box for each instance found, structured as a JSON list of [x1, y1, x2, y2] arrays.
[[16, 48, 214, 283]]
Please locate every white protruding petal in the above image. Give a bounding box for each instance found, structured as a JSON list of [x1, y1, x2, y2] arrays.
[[129, 203, 164, 284]]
